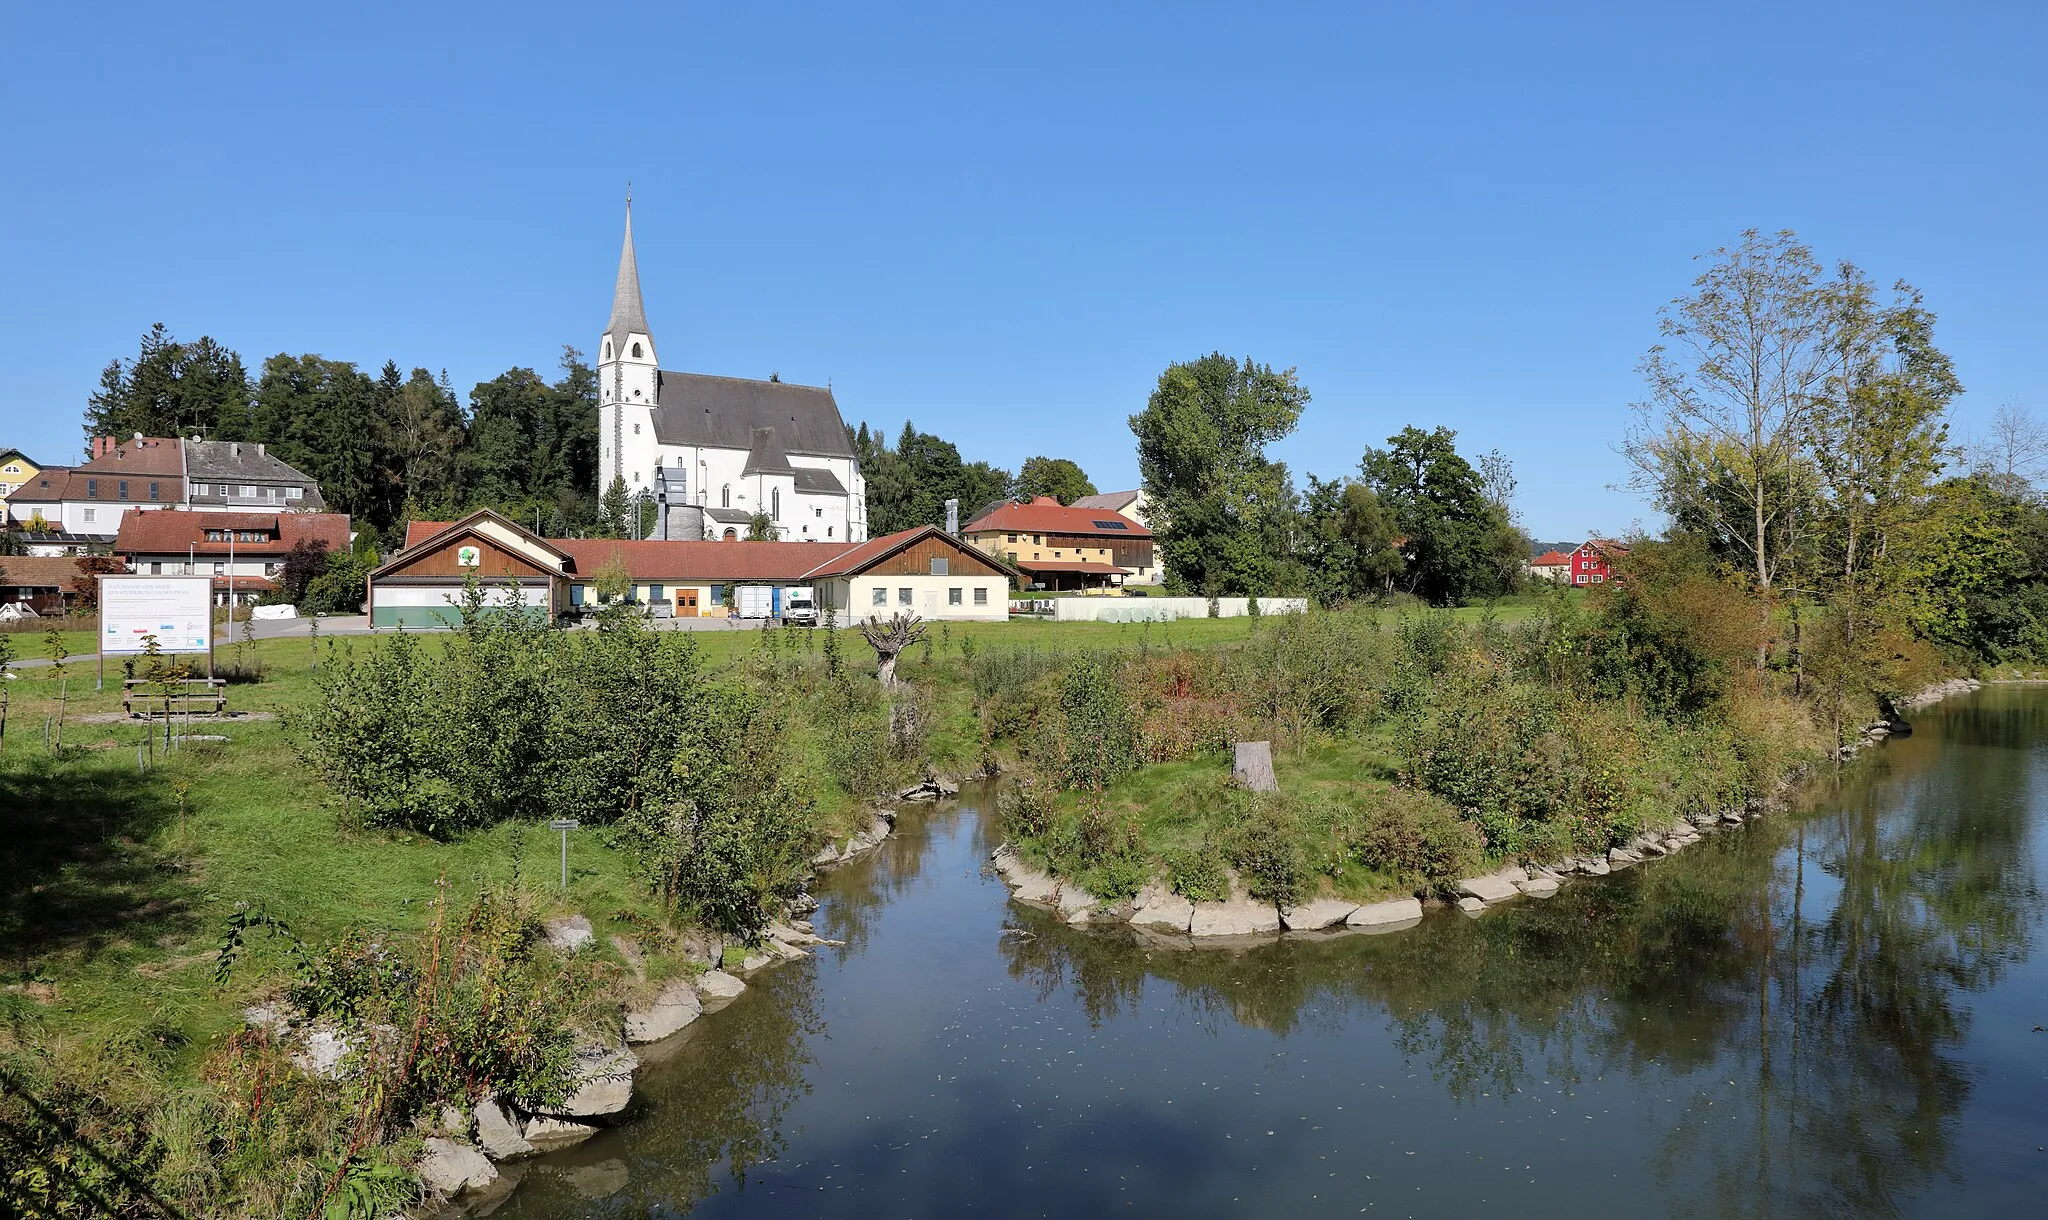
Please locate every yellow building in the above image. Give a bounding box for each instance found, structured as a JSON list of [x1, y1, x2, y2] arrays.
[[0, 448, 44, 520], [960, 496, 1156, 591]]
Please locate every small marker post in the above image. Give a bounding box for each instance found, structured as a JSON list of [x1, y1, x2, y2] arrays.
[[548, 819, 579, 890]]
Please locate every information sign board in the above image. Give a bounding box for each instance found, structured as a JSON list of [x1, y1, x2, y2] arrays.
[[99, 575, 214, 655]]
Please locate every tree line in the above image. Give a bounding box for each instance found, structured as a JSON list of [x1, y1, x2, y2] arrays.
[[82, 324, 598, 543], [1130, 351, 1526, 604]]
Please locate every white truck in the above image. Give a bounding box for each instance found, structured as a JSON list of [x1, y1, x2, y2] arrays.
[[735, 584, 775, 620], [780, 586, 819, 627]]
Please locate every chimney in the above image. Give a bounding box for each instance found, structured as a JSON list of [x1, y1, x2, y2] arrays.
[[945, 498, 959, 535], [256, 443, 265, 457], [231, 443, 240, 458]]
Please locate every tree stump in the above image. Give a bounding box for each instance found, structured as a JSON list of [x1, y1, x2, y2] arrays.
[[1231, 741, 1278, 792]]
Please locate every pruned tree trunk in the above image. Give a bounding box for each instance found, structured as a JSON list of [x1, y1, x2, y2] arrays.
[[861, 612, 928, 693]]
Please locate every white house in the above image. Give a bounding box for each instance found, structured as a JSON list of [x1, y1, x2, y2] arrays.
[[596, 203, 868, 544]]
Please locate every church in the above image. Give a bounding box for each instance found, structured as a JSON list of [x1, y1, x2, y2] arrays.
[[598, 204, 869, 543]]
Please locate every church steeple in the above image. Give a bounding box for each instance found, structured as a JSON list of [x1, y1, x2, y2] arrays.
[[605, 197, 651, 355]]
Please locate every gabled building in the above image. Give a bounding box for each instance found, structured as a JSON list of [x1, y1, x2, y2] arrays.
[[0, 448, 44, 517], [961, 496, 1156, 591], [4, 435, 185, 540], [595, 202, 868, 544], [1527, 549, 1572, 582], [114, 509, 352, 605], [370, 511, 1014, 627], [183, 440, 326, 511], [1566, 540, 1626, 586]]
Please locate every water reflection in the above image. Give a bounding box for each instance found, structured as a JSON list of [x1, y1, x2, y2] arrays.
[[495, 691, 2046, 1219], [998, 687, 2043, 1217]]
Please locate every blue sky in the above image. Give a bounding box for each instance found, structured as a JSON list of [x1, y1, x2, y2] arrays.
[[3, 1, 2042, 540]]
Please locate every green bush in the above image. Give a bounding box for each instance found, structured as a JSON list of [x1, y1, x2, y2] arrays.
[[1054, 653, 1140, 791], [1224, 792, 1309, 907], [995, 775, 1057, 840], [1163, 842, 1230, 902]]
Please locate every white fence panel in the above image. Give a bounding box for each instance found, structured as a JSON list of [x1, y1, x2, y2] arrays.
[[1048, 597, 1306, 623]]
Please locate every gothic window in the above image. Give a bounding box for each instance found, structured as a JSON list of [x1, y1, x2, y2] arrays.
[[633, 423, 640, 435], [771, 489, 780, 518], [631, 342, 642, 358], [721, 484, 730, 508]]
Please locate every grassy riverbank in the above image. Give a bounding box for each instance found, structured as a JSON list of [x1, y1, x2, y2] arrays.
[[983, 559, 1945, 914]]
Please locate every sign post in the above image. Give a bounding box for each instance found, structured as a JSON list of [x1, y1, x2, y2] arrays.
[[98, 575, 214, 692], [548, 818, 579, 890]]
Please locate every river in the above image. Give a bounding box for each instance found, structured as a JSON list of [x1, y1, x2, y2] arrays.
[[491, 686, 2048, 1218]]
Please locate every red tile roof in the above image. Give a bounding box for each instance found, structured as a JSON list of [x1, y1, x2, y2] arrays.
[[555, 539, 856, 582], [1530, 550, 1571, 567], [0, 555, 89, 589], [964, 496, 1152, 538], [114, 510, 351, 557]]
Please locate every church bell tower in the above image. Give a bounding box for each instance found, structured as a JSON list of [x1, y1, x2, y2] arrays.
[[598, 198, 660, 498]]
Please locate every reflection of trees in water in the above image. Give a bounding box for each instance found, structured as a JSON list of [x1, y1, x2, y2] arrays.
[[494, 959, 824, 1217], [996, 692, 2043, 1218], [813, 786, 993, 956]]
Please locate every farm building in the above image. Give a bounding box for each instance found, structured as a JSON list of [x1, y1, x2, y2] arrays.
[[369, 511, 1015, 627]]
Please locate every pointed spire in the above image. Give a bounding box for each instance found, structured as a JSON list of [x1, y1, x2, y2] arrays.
[[606, 197, 650, 351]]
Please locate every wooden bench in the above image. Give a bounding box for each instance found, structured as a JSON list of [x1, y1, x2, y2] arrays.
[[123, 677, 226, 719]]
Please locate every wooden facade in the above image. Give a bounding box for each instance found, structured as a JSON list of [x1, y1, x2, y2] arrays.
[[858, 534, 1012, 579]]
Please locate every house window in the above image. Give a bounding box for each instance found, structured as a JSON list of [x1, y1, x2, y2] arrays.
[[287, 486, 302, 500], [973, 587, 989, 605], [149, 562, 161, 574], [213, 562, 225, 575], [633, 423, 640, 435], [87, 478, 97, 498], [814, 507, 823, 518], [239, 485, 256, 498], [872, 587, 887, 606], [119, 481, 129, 500], [1006, 533, 1017, 543], [264, 486, 278, 499], [828, 526, 834, 539], [948, 587, 962, 605], [897, 587, 911, 605], [148, 482, 159, 501], [571, 585, 586, 605], [930, 557, 948, 576], [721, 484, 730, 508], [710, 585, 724, 606], [82, 508, 95, 523], [771, 489, 780, 518], [265, 562, 282, 576], [649, 583, 663, 600]]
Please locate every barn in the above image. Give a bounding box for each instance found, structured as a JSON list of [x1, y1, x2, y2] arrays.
[[367, 510, 572, 627]]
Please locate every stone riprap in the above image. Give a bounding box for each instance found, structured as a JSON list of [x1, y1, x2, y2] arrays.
[[1346, 897, 1423, 929], [419, 1137, 498, 1196], [1280, 897, 1357, 930], [624, 978, 702, 1043]]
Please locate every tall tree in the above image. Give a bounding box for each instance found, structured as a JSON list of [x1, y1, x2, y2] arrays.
[[1130, 353, 1307, 595], [1626, 231, 1838, 660], [1300, 475, 1403, 604], [370, 363, 465, 529], [247, 353, 380, 519], [1015, 456, 1097, 505], [1361, 426, 1522, 605], [84, 324, 251, 447]]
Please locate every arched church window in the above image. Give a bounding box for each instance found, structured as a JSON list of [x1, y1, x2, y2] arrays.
[[604, 340, 612, 360], [721, 484, 730, 508], [771, 489, 780, 518], [631, 342, 642, 358], [722, 528, 737, 542]]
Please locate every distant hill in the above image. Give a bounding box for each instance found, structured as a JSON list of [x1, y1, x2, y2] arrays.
[[1528, 539, 1579, 557]]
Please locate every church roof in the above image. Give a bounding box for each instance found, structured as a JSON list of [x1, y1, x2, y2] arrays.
[[651, 373, 856, 459], [793, 467, 847, 496], [741, 426, 797, 476], [606, 202, 650, 348]]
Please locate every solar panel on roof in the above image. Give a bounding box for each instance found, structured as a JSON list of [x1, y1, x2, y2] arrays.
[[1091, 519, 1129, 530]]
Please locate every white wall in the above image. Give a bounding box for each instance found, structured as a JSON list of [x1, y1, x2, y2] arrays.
[[1048, 596, 1306, 623], [831, 574, 1008, 622]]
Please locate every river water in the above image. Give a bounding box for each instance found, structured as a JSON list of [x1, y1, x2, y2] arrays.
[[493, 687, 2048, 1218]]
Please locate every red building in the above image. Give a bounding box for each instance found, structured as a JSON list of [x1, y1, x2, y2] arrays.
[[1567, 540, 1626, 586]]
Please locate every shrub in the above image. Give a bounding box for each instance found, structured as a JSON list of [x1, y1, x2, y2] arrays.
[[1054, 653, 1140, 790], [1224, 792, 1309, 907], [1347, 787, 1483, 888], [1163, 842, 1230, 902], [995, 775, 1057, 840]]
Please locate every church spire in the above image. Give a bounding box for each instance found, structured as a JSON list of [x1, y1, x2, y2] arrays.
[[606, 196, 650, 350]]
